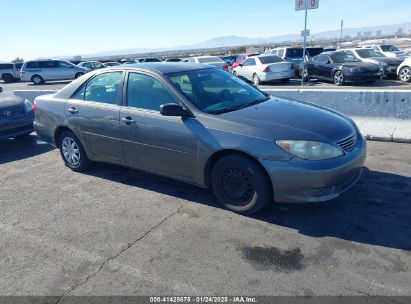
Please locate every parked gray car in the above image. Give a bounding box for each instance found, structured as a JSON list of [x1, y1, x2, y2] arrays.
[[0, 87, 34, 140], [33, 63, 366, 214], [21, 60, 89, 85]]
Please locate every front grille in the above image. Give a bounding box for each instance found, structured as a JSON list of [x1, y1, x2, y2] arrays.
[[336, 134, 356, 152]]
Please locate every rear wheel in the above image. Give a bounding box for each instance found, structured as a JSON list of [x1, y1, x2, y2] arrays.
[[253, 74, 261, 86], [31, 75, 44, 85], [211, 155, 271, 214], [59, 131, 91, 172], [398, 66, 411, 82], [2, 74, 14, 83], [333, 70, 344, 86]]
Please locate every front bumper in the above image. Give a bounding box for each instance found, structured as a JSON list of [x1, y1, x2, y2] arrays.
[[0, 115, 34, 140], [344, 73, 382, 82], [259, 70, 295, 81], [260, 136, 367, 203]]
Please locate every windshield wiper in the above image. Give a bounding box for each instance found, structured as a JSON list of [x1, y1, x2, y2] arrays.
[[208, 98, 269, 115]]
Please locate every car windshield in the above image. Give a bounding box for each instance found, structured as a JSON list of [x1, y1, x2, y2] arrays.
[[285, 48, 304, 58], [380, 45, 400, 52], [356, 49, 385, 58], [167, 68, 269, 114], [197, 57, 224, 63], [330, 53, 361, 63], [258, 55, 283, 64]]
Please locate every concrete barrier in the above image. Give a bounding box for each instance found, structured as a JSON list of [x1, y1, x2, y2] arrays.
[[264, 89, 411, 143], [13, 88, 411, 143], [13, 90, 58, 103]]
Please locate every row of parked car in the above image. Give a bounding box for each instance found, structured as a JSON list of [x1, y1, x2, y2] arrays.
[[1, 44, 410, 86]]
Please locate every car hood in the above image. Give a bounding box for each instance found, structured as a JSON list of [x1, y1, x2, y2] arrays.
[[214, 98, 355, 143], [0, 92, 24, 108]]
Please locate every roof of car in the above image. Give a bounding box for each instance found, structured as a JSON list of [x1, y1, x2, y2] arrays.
[[116, 62, 215, 74]]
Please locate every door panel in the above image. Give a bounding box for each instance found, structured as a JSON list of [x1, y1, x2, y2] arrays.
[[120, 109, 198, 180], [65, 100, 123, 162]]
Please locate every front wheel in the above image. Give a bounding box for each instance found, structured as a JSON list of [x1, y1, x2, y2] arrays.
[[333, 70, 344, 86], [253, 74, 261, 86], [59, 131, 91, 172], [398, 66, 411, 82], [211, 155, 272, 214]]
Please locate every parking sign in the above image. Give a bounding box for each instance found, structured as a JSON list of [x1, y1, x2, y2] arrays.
[[295, 0, 319, 11]]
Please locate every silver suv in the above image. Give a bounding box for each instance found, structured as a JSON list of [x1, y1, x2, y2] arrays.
[[0, 62, 23, 83], [20, 60, 89, 84]]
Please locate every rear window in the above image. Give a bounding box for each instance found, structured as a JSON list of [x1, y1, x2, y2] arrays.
[[0, 64, 13, 70], [14, 63, 23, 69], [258, 55, 283, 64], [306, 48, 324, 57], [197, 57, 224, 64], [285, 48, 304, 58]]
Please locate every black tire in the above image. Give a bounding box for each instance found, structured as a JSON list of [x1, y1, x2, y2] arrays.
[[333, 70, 344, 86], [31, 75, 44, 85], [75, 72, 84, 79], [211, 155, 272, 214], [58, 130, 91, 172], [2, 74, 14, 83], [253, 73, 261, 86], [398, 66, 411, 82]]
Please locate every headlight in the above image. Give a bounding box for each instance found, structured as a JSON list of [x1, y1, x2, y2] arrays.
[[24, 99, 33, 113], [276, 140, 344, 160]]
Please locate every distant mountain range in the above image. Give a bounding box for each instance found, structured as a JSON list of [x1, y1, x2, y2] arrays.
[[78, 22, 411, 58]]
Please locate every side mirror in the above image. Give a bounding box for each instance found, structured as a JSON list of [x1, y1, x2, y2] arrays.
[[160, 103, 191, 117]]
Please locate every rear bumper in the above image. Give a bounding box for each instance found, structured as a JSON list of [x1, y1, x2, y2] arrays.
[[0, 115, 34, 140], [259, 70, 295, 81], [260, 136, 367, 203]]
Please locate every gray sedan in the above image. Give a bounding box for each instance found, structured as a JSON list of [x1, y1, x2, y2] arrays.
[[33, 63, 366, 214]]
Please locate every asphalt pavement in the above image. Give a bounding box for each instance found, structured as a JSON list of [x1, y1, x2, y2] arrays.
[[0, 136, 410, 297]]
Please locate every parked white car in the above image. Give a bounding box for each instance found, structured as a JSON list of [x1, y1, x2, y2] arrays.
[[397, 57, 411, 82], [360, 45, 404, 58], [233, 55, 295, 85], [187, 56, 229, 71], [0, 62, 23, 83]]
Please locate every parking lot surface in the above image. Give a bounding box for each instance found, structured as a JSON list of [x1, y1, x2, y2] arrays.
[[0, 136, 410, 297], [1, 78, 411, 93]]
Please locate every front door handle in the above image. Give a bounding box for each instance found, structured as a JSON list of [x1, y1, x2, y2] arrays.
[[68, 107, 78, 114], [121, 117, 136, 124]]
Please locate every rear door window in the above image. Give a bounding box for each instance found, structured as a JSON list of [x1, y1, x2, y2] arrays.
[[72, 72, 123, 105], [39, 61, 58, 68], [0, 64, 13, 70]]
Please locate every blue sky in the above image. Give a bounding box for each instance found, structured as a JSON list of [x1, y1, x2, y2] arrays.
[[1, 0, 410, 61]]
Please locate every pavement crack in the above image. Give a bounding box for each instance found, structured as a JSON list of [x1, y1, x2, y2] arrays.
[[55, 204, 184, 303]]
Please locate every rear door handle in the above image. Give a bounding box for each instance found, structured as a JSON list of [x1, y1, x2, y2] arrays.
[[121, 117, 136, 124], [68, 107, 78, 114]]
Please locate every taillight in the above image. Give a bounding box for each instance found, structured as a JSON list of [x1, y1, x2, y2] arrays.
[[223, 65, 228, 70], [33, 101, 37, 113], [20, 70, 25, 77], [262, 66, 270, 73]]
